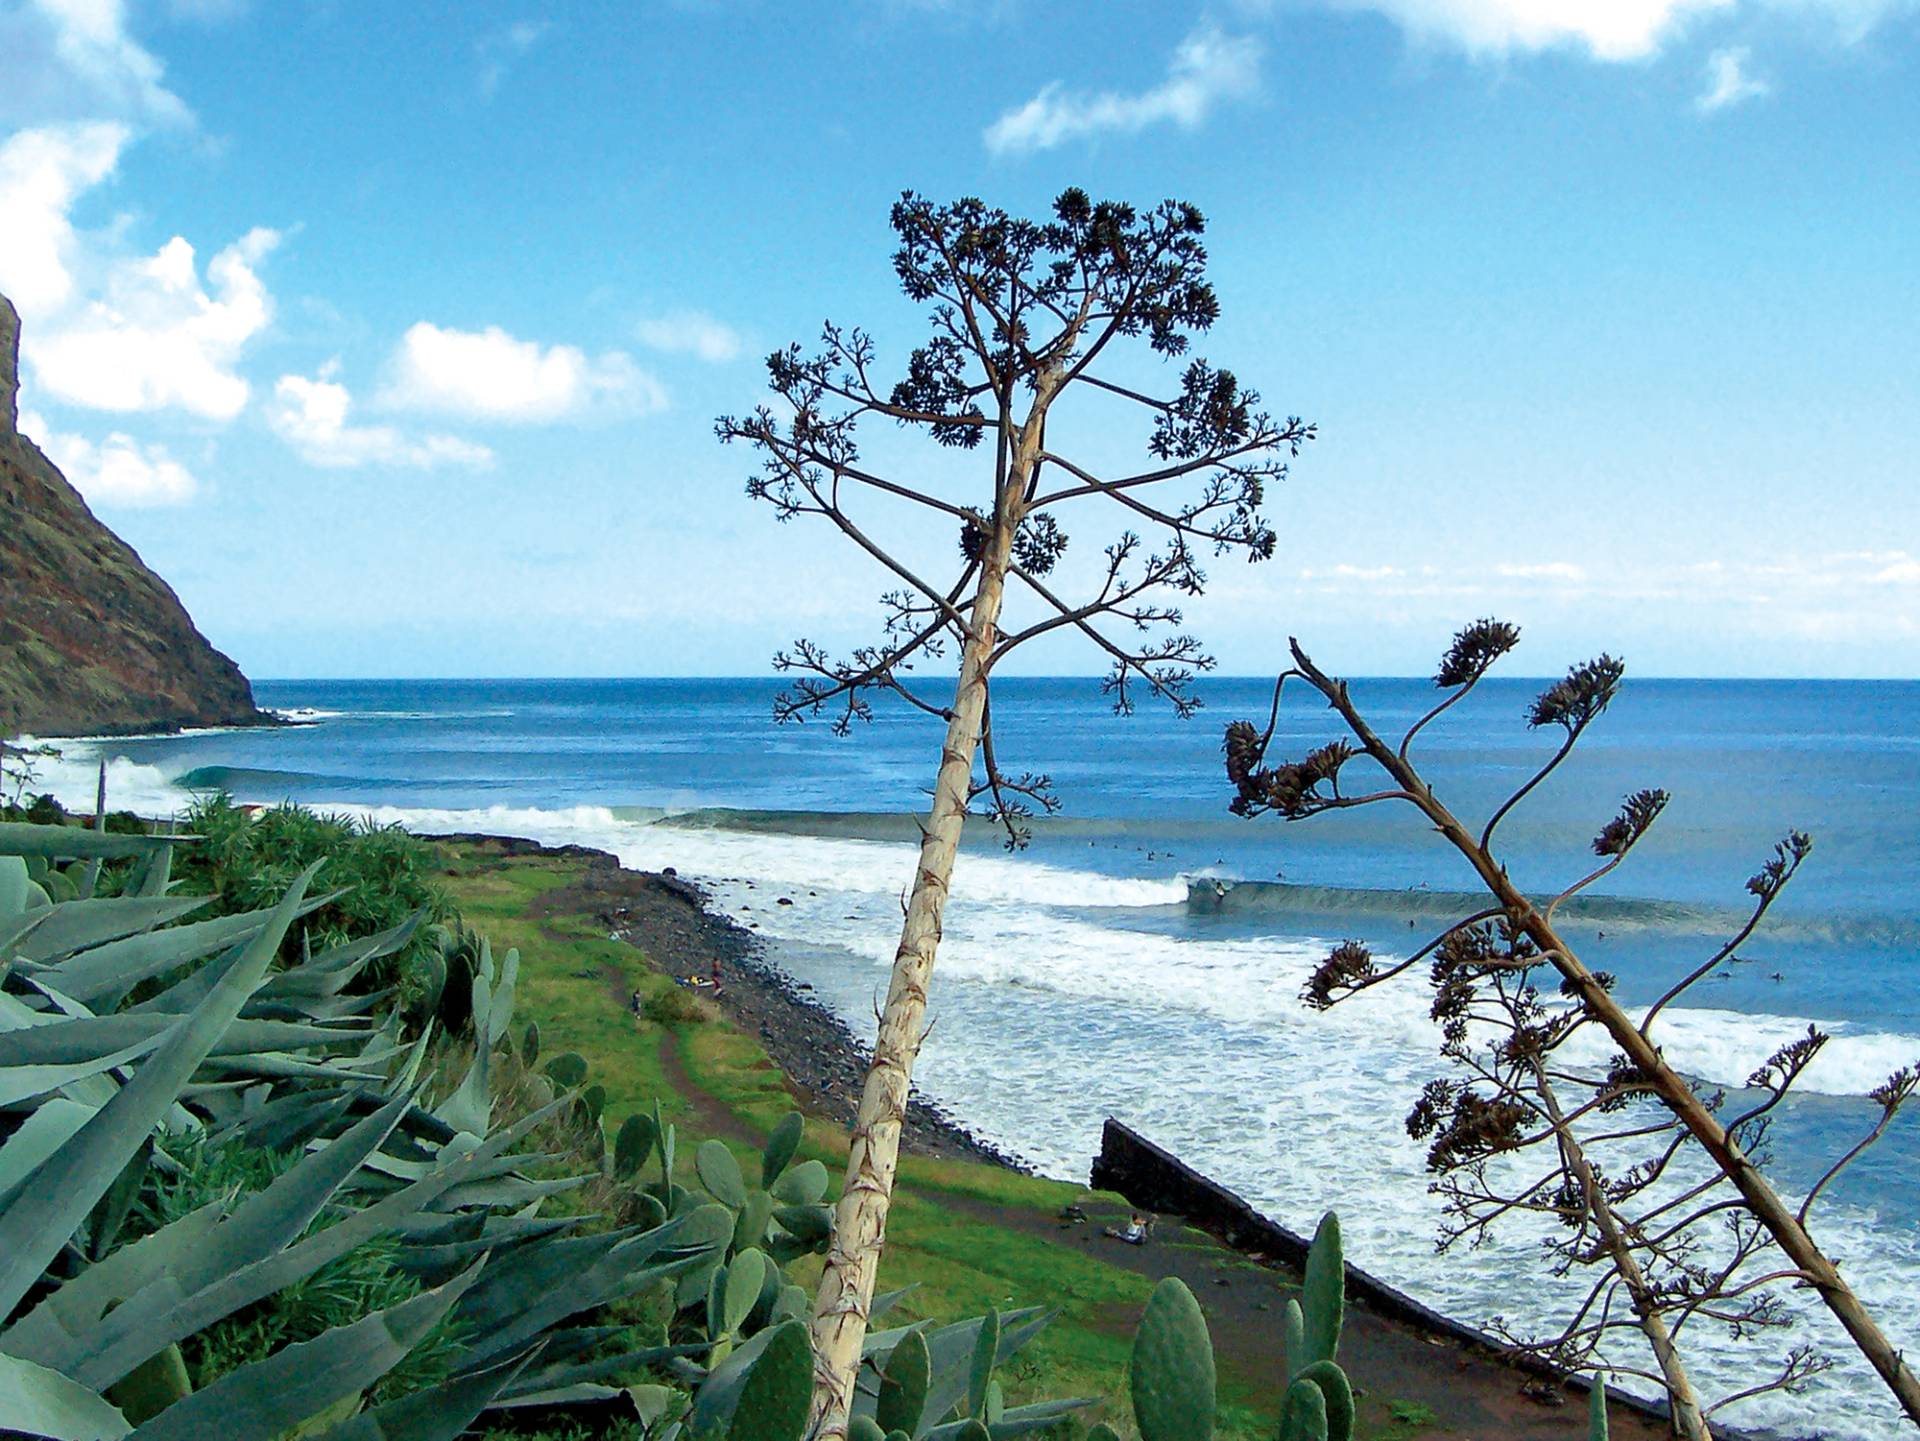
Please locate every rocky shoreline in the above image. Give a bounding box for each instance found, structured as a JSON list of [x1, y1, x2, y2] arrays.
[[428, 832, 1029, 1171]]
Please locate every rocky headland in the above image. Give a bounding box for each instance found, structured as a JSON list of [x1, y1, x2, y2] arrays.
[[0, 293, 269, 737]]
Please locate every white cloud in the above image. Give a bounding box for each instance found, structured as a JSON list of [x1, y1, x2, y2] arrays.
[[1290, 550, 1920, 609], [0, 0, 191, 128], [634, 309, 743, 363], [1495, 561, 1588, 581], [0, 123, 282, 422], [269, 368, 494, 470], [984, 25, 1262, 155], [28, 227, 280, 420], [1308, 0, 1918, 59], [1320, 0, 1729, 59], [0, 122, 128, 316], [1696, 46, 1770, 109], [379, 321, 666, 422], [476, 20, 549, 99], [21, 409, 199, 506]]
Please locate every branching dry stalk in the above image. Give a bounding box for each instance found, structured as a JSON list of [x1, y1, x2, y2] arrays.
[[718, 189, 1312, 1435], [1225, 621, 1920, 1435]]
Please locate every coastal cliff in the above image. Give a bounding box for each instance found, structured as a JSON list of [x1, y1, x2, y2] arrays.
[[0, 293, 268, 737]]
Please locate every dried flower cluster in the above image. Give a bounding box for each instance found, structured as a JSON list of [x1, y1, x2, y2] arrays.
[[1220, 619, 1920, 1435]]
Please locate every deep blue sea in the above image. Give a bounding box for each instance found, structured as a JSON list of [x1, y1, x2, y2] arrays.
[[26, 676, 1920, 1437]]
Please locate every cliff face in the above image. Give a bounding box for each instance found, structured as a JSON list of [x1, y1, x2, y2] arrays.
[[0, 294, 268, 737]]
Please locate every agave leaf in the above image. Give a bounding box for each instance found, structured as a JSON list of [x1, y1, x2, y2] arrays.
[[43, 905, 297, 1004], [129, 843, 173, 899], [485, 947, 519, 1047], [494, 1341, 703, 1400], [0, 1016, 367, 1068], [0, 863, 318, 1327], [175, 1091, 414, 1293], [244, 990, 389, 1023], [19, 897, 212, 964], [0, 854, 31, 917], [206, 1089, 354, 1151], [73, 1116, 524, 1389], [385, 1022, 435, 1099], [125, 1262, 484, 1441], [316, 1350, 536, 1441], [393, 1215, 586, 1282], [433, 1040, 493, 1138], [915, 1307, 1056, 1432], [0, 1351, 131, 1439], [0, 1096, 98, 1205], [0, 1202, 227, 1370], [196, 1053, 388, 1085], [259, 914, 424, 1000], [0, 906, 53, 959], [455, 1230, 639, 1334], [0, 823, 181, 863], [0, 1035, 160, 1107], [433, 1173, 587, 1211], [459, 1204, 734, 1367]]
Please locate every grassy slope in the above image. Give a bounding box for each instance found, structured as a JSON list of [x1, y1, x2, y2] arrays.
[[441, 841, 1441, 1441]]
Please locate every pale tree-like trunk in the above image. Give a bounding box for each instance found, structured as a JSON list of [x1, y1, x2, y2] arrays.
[[806, 464, 1032, 1436], [1534, 1065, 1710, 1440]]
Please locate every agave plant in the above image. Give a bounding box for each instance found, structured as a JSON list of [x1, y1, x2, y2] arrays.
[[0, 823, 729, 1438]]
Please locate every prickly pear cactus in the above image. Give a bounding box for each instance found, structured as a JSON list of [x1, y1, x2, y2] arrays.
[[761, 1110, 804, 1186], [1130, 1276, 1216, 1441], [725, 1318, 813, 1441], [697, 1138, 749, 1208], [1278, 1376, 1330, 1441], [876, 1328, 931, 1436], [1300, 1211, 1344, 1371], [1282, 1297, 1306, 1379], [1290, 1360, 1354, 1441], [615, 1111, 656, 1178]]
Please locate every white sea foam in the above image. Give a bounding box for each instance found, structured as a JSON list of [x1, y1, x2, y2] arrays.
[[10, 760, 1919, 1437]]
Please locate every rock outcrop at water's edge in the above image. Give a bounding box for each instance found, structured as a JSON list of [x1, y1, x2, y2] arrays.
[[0, 293, 271, 738]]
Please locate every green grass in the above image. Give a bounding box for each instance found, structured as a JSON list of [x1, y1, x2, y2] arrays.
[[437, 838, 1440, 1441]]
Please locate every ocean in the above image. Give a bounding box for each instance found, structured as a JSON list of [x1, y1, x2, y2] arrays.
[[22, 675, 1920, 1438]]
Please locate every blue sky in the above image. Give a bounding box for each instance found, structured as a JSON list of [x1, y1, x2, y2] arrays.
[[1, 0, 1915, 680]]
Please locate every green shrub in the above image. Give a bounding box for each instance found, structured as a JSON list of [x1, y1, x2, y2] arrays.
[[644, 982, 711, 1026], [171, 792, 450, 994]]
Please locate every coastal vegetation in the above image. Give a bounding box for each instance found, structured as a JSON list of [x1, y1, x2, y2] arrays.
[[0, 795, 1464, 1441], [1224, 621, 1920, 1434], [0, 789, 1650, 1440], [719, 189, 1314, 1435]]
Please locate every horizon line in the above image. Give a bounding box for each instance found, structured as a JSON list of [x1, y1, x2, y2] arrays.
[[248, 673, 1919, 685]]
